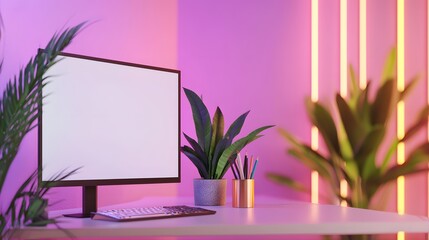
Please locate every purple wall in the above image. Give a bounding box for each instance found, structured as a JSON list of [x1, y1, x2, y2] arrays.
[[0, 0, 179, 210]]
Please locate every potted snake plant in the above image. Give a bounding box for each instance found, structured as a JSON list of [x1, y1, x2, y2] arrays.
[[182, 88, 273, 205], [267, 48, 429, 212]]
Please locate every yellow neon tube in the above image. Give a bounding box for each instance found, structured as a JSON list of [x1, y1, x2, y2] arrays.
[[339, 0, 348, 206], [311, 0, 319, 204], [359, 0, 367, 89]]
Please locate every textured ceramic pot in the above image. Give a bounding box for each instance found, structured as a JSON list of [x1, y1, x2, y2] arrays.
[[193, 179, 227, 206]]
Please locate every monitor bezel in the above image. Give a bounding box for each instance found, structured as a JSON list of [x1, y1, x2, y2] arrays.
[[38, 51, 181, 187]]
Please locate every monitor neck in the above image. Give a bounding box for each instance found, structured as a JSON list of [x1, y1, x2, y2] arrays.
[[64, 186, 97, 218]]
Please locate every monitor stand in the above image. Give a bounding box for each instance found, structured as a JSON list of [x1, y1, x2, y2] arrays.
[[64, 186, 97, 218]]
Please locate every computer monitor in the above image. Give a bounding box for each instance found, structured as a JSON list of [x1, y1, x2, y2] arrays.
[[38, 52, 180, 218]]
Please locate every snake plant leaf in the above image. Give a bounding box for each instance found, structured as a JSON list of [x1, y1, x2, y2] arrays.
[[266, 173, 308, 192], [355, 126, 385, 178], [379, 142, 429, 184], [361, 152, 376, 181], [401, 105, 429, 142], [306, 99, 341, 156], [183, 133, 208, 167], [215, 125, 274, 178], [399, 75, 419, 101], [216, 134, 262, 179], [181, 146, 209, 179], [278, 128, 331, 169], [210, 111, 250, 177], [287, 148, 331, 179], [183, 88, 212, 153], [380, 48, 397, 83], [380, 139, 400, 174], [209, 107, 224, 160], [343, 160, 359, 186], [224, 111, 249, 145], [278, 128, 303, 148], [210, 137, 229, 178], [371, 79, 395, 126], [348, 65, 360, 109], [336, 94, 365, 154], [337, 123, 354, 164], [355, 82, 372, 129]]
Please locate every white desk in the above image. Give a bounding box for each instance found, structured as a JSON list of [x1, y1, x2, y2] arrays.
[[12, 196, 429, 239]]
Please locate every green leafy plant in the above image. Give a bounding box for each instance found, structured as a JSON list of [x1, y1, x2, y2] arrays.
[[181, 88, 274, 179], [267, 48, 429, 209], [0, 23, 85, 238]]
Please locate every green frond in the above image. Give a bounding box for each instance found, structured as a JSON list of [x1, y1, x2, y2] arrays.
[[0, 23, 85, 238]]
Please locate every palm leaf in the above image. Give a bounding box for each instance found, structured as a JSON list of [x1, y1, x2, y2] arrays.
[[0, 23, 85, 238], [0, 23, 85, 194]]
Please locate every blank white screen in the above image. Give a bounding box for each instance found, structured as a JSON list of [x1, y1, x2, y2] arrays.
[[41, 55, 179, 181]]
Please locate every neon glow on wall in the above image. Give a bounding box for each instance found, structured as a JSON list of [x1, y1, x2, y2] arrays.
[[311, 0, 319, 205], [340, 0, 348, 207], [359, 0, 367, 89], [397, 0, 405, 238]]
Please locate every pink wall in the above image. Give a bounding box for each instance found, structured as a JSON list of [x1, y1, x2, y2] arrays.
[[1, 0, 429, 223], [178, 0, 312, 200], [404, 0, 427, 218]]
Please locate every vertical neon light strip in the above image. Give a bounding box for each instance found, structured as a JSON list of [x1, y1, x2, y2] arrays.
[[397, 0, 405, 215], [359, 0, 367, 89], [397, 0, 405, 239], [340, 0, 348, 207], [426, 1, 429, 222], [311, 0, 319, 204]]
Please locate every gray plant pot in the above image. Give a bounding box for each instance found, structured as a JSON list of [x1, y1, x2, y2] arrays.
[[193, 179, 227, 206]]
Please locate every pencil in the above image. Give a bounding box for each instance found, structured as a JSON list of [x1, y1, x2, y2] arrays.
[[237, 153, 244, 179], [243, 154, 248, 179], [250, 158, 259, 179], [248, 155, 254, 179], [229, 157, 238, 179]]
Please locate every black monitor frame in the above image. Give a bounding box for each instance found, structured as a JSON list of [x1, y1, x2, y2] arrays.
[[38, 51, 181, 217]]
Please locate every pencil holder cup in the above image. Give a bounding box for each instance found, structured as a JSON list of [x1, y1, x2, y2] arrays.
[[232, 179, 254, 208]]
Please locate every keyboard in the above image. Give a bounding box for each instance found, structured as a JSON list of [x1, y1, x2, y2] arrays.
[[91, 205, 216, 222]]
